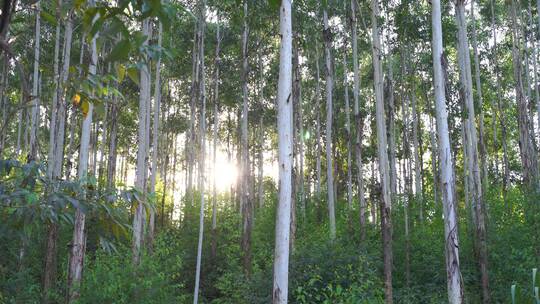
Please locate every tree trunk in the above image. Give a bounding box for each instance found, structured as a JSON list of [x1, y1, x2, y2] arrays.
[[211, 18, 221, 260], [371, 0, 392, 301], [132, 18, 151, 266], [148, 21, 163, 250], [351, 0, 366, 240], [455, 2, 490, 301], [28, 0, 41, 162], [240, 0, 253, 277], [343, 39, 353, 210], [272, 1, 292, 301], [510, 0, 539, 189], [314, 50, 322, 200], [470, 0, 489, 194], [323, 6, 336, 241], [44, 7, 73, 302], [432, 1, 465, 302], [193, 1, 207, 301], [67, 7, 98, 301]]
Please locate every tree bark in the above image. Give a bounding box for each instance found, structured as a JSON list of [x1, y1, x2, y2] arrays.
[[272, 1, 292, 301], [132, 18, 151, 265], [371, 0, 392, 301], [67, 6, 98, 301], [432, 1, 465, 302], [193, 1, 207, 301], [351, 0, 366, 240], [323, 6, 336, 241], [510, 0, 539, 189], [28, 0, 41, 162], [240, 0, 253, 276], [455, 2, 490, 301]]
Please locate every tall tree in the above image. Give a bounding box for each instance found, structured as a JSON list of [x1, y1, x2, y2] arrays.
[[432, 0, 465, 302], [371, 0, 392, 302], [272, 0, 292, 302], [454, 1, 490, 301], [193, 1, 207, 301], [323, 4, 336, 240], [148, 21, 163, 249], [351, 0, 366, 240], [240, 0, 253, 276], [67, 6, 98, 301], [28, 0, 41, 161], [132, 17, 152, 265]]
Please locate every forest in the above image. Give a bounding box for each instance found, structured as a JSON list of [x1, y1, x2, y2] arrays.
[[0, 0, 540, 303]]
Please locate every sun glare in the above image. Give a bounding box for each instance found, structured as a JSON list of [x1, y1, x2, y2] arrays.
[[212, 155, 238, 192]]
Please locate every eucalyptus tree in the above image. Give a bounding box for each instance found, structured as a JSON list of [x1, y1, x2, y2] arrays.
[[432, 0, 465, 302], [240, 0, 253, 276], [132, 17, 152, 265], [371, 0, 392, 301], [148, 21, 163, 249], [193, 0, 207, 301], [322, 3, 336, 241], [351, 0, 366, 239], [454, 0, 490, 300], [67, 5, 99, 301], [272, 0, 292, 302], [509, 0, 539, 189], [28, 0, 41, 161]]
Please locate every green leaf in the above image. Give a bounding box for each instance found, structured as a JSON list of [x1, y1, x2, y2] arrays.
[[107, 39, 131, 62], [116, 64, 126, 83], [40, 10, 57, 26], [127, 67, 139, 86], [268, 0, 281, 9], [95, 102, 105, 119]]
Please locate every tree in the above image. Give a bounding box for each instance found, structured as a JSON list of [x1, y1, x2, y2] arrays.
[[323, 4, 336, 241], [272, 0, 292, 302], [431, 0, 464, 302], [132, 17, 152, 265], [67, 5, 99, 301], [371, 0, 392, 302], [454, 1, 490, 301]]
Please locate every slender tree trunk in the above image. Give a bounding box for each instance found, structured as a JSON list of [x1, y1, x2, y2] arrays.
[[315, 51, 322, 200], [193, 2, 207, 301], [67, 7, 98, 301], [455, 2, 490, 301], [371, 0, 392, 301], [148, 21, 163, 249], [43, 8, 72, 301], [411, 91, 423, 220], [510, 0, 539, 189], [386, 61, 397, 199], [272, 1, 292, 301], [351, 0, 366, 240], [323, 6, 336, 241], [28, 0, 41, 161], [132, 18, 151, 266], [211, 18, 221, 260], [470, 0, 489, 193], [240, 0, 253, 276], [432, 1, 465, 302], [343, 41, 353, 210]]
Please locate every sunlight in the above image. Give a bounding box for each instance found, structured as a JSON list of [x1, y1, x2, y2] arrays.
[[212, 151, 238, 192]]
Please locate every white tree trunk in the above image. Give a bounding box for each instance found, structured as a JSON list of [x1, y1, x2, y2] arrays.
[[432, 1, 464, 302], [272, 1, 292, 301], [132, 18, 151, 265], [29, 0, 41, 161], [148, 21, 163, 248], [193, 1, 207, 302], [371, 0, 392, 301], [351, 0, 366, 239], [323, 7, 336, 240], [67, 7, 98, 302]]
